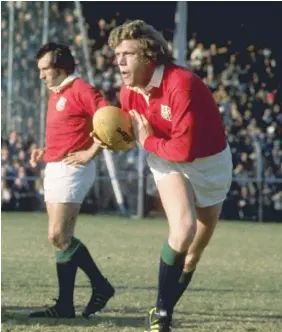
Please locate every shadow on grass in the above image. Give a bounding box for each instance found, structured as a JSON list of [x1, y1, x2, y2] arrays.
[[2, 304, 282, 329], [1, 305, 144, 328]]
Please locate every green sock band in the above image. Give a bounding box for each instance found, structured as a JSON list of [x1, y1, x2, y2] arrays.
[[56, 237, 81, 263], [179, 270, 194, 284], [161, 241, 185, 266]]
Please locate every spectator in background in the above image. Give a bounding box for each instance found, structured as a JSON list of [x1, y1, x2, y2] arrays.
[[190, 43, 206, 70], [1, 146, 10, 168], [1, 179, 13, 211], [12, 177, 30, 211], [272, 190, 282, 221]]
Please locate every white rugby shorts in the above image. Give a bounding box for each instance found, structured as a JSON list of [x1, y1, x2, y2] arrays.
[[147, 144, 233, 207], [44, 160, 95, 203]]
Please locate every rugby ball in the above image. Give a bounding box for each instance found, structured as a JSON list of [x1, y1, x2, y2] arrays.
[[93, 106, 136, 151]]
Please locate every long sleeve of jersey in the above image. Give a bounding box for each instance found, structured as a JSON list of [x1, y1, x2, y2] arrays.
[[81, 87, 109, 115]]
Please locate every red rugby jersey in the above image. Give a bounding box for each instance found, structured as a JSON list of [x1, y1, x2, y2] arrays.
[[120, 64, 226, 162], [44, 77, 108, 162]]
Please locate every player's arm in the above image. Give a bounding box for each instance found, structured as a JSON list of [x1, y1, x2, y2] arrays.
[[139, 89, 193, 162], [63, 139, 104, 166], [63, 87, 109, 166], [82, 87, 110, 114], [30, 147, 45, 168], [86, 140, 104, 157]]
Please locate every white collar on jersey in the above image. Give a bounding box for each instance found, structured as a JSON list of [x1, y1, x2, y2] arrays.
[[144, 65, 164, 92], [126, 65, 164, 95], [49, 74, 78, 93]]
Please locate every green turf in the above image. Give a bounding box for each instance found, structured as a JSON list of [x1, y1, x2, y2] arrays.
[[1, 212, 282, 332]]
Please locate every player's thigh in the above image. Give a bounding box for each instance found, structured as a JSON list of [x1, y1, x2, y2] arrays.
[[156, 173, 197, 245], [47, 202, 81, 241]]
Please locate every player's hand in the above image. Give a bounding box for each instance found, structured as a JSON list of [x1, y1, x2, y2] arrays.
[[30, 148, 45, 168], [129, 110, 153, 146], [89, 132, 110, 150], [63, 150, 94, 166]]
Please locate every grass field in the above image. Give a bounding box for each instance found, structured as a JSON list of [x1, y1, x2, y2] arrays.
[[1, 212, 282, 332]]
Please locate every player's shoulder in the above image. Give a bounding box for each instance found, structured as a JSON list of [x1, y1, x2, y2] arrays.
[[164, 64, 202, 91], [71, 77, 104, 99], [72, 77, 93, 91]]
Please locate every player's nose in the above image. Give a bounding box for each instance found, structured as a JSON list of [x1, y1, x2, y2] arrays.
[[39, 71, 45, 80], [117, 54, 126, 66]]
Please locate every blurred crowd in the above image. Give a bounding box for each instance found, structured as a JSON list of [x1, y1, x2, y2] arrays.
[[185, 36, 282, 221], [1, 2, 281, 221]]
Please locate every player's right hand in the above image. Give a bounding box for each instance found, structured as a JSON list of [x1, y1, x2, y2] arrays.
[[129, 110, 153, 146], [30, 148, 45, 168]]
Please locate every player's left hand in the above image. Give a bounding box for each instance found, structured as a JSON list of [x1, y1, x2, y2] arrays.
[[89, 132, 110, 149], [63, 150, 93, 166], [129, 110, 153, 146]]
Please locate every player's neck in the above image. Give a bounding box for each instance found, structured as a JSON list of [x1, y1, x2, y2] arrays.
[[136, 63, 157, 92], [49, 73, 76, 92], [56, 73, 69, 87]]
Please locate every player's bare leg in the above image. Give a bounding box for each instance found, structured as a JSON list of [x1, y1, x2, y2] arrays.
[[29, 203, 114, 318], [29, 203, 79, 318], [185, 202, 222, 270], [170, 202, 223, 311], [47, 202, 80, 250], [145, 174, 196, 332]]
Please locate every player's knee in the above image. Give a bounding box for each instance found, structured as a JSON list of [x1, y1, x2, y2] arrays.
[[169, 221, 196, 252], [47, 231, 61, 247], [48, 231, 70, 250]]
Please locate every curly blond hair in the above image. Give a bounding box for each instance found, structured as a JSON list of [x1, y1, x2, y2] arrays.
[[108, 20, 174, 65]]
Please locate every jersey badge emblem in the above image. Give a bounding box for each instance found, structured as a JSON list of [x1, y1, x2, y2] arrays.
[[161, 104, 172, 121], [56, 97, 67, 111]]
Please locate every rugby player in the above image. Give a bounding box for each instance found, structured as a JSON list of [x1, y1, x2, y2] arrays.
[[108, 20, 233, 332], [29, 42, 115, 318]]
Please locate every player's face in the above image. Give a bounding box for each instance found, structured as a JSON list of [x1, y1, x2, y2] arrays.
[[115, 40, 154, 88], [37, 52, 65, 88]]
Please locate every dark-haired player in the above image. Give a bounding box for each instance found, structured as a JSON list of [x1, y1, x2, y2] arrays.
[[29, 42, 114, 318]]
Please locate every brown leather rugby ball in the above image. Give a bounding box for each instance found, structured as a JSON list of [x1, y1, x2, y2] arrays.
[[93, 106, 136, 151]]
